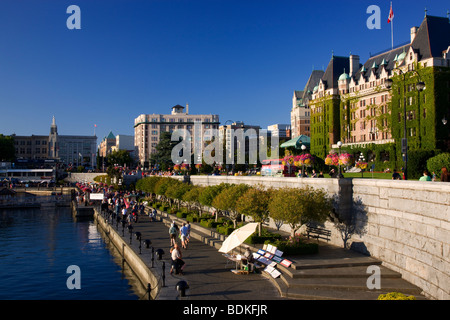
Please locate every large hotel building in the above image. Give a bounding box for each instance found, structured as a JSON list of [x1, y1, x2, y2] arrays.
[[134, 105, 220, 167], [301, 14, 450, 167]]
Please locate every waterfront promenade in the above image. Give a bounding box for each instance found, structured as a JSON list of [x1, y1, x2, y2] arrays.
[[95, 207, 426, 300], [97, 210, 282, 300]]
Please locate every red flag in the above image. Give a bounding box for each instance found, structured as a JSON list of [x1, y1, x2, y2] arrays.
[[388, 3, 394, 23]]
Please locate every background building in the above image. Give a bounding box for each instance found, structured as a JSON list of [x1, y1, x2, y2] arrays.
[[134, 104, 220, 167], [267, 124, 291, 140], [111, 134, 136, 160], [310, 55, 350, 158], [11, 117, 97, 169], [291, 70, 324, 138], [218, 121, 262, 165], [12, 135, 49, 161], [58, 135, 97, 169], [99, 131, 116, 157]]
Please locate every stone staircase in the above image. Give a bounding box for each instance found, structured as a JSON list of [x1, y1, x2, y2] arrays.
[[268, 254, 426, 300]]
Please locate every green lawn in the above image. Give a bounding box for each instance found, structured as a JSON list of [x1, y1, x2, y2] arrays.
[[340, 172, 394, 179]]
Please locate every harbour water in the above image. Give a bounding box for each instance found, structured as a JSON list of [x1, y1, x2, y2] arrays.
[[0, 206, 141, 300]]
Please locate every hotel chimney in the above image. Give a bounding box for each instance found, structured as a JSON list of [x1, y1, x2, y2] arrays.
[[349, 55, 360, 77]]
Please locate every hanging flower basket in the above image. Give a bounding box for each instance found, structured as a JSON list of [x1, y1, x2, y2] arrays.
[[282, 155, 295, 166], [325, 153, 339, 166], [173, 164, 181, 171], [339, 153, 354, 166], [299, 153, 314, 167], [356, 162, 368, 170]]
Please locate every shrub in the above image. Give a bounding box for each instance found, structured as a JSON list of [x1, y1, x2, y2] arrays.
[[245, 229, 282, 244], [266, 235, 319, 255], [159, 204, 169, 212], [427, 152, 450, 179], [176, 211, 188, 219], [186, 214, 199, 223], [377, 292, 416, 300], [407, 150, 436, 180], [200, 219, 213, 228], [216, 225, 235, 236]]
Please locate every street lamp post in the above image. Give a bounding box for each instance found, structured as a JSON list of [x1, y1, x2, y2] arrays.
[[359, 152, 366, 178], [301, 144, 307, 177], [337, 141, 343, 179], [385, 68, 425, 180]]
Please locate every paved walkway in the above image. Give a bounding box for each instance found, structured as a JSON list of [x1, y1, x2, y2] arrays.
[[102, 209, 426, 300], [105, 212, 283, 300]]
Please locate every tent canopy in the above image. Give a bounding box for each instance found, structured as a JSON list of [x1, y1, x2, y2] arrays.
[[280, 135, 311, 149]]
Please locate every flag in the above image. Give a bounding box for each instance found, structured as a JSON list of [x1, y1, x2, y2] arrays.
[[388, 2, 394, 23]]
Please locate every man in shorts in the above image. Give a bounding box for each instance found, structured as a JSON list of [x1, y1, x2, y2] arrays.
[[180, 223, 189, 249], [169, 222, 178, 246]]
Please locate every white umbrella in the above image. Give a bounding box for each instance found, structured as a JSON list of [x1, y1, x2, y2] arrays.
[[219, 223, 258, 254]]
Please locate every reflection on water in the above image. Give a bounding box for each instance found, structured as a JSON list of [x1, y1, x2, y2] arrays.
[[0, 206, 140, 300]]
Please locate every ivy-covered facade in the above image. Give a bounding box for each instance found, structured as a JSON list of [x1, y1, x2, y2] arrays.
[[309, 14, 450, 173]]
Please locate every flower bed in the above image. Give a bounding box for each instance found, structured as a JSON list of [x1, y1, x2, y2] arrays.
[[377, 292, 416, 300]]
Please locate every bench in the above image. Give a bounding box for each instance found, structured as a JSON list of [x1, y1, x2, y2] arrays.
[[306, 225, 331, 242]]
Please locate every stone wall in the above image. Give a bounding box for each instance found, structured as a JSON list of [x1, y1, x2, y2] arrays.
[[178, 175, 449, 300], [64, 172, 102, 184], [350, 179, 450, 300]]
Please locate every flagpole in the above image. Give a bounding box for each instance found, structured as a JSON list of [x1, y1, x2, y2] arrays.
[[391, 17, 394, 49], [391, 2, 394, 49]]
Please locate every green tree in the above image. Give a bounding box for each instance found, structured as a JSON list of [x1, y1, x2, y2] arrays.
[[154, 177, 178, 204], [150, 132, 176, 171], [165, 180, 192, 209], [236, 185, 272, 236], [212, 184, 250, 228], [107, 149, 133, 167], [199, 183, 232, 219], [0, 135, 15, 162], [427, 153, 450, 179], [268, 186, 333, 237], [182, 186, 204, 214]]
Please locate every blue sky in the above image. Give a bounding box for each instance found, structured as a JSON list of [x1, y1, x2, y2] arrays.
[[0, 0, 448, 145]]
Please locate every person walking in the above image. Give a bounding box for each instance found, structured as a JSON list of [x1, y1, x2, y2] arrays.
[[169, 222, 178, 246], [185, 221, 191, 243], [180, 223, 189, 249]]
